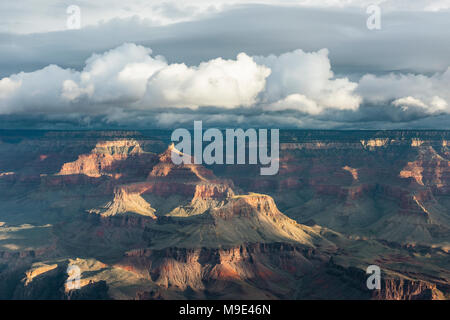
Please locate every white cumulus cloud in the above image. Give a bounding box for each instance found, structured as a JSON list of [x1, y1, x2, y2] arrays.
[[140, 53, 271, 109], [358, 67, 450, 114], [0, 43, 271, 113], [0, 43, 449, 126], [256, 49, 361, 114]]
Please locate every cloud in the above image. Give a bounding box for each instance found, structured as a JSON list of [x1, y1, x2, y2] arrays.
[[0, 43, 271, 113], [61, 43, 167, 104], [0, 43, 168, 114], [0, 64, 77, 114], [0, 42, 449, 129], [392, 96, 448, 113], [1, 5, 449, 80], [358, 67, 450, 114], [0, 78, 21, 99], [392, 96, 428, 110], [140, 53, 270, 109], [267, 94, 322, 115], [256, 49, 361, 113], [0, 44, 361, 116], [3, 1, 449, 34]]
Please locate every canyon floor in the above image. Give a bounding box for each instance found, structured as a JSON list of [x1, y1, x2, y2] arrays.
[[0, 130, 449, 300]]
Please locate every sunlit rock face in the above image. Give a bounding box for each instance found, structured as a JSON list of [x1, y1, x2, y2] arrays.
[[0, 130, 449, 300]]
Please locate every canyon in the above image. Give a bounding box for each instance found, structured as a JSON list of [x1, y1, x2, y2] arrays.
[[0, 130, 448, 299]]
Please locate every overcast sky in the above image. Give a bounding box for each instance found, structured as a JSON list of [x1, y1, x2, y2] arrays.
[[0, 0, 449, 129]]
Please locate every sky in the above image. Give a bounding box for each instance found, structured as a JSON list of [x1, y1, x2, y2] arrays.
[[0, 0, 449, 129]]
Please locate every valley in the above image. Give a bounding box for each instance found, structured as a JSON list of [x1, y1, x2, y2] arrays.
[[0, 130, 448, 300]]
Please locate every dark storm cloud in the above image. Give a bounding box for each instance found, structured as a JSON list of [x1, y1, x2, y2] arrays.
[[1, 5, 449, 77], [0, 4, 449, 129]]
